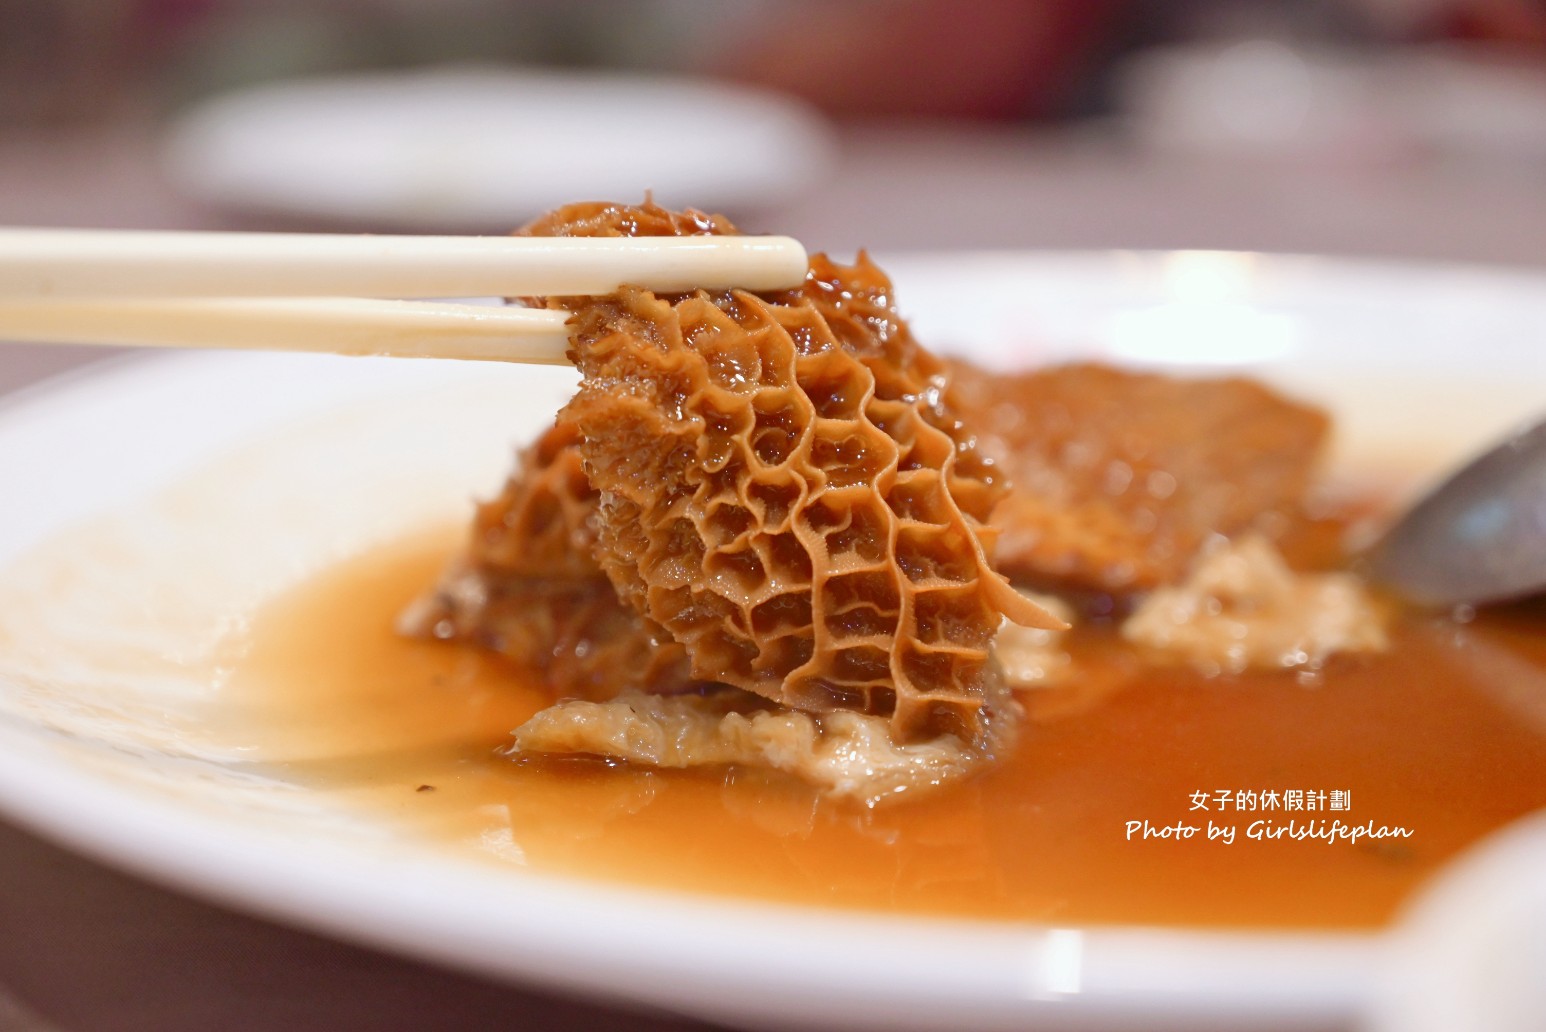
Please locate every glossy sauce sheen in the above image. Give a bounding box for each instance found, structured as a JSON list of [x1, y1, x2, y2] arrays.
[[233, 529, 1546, 930]]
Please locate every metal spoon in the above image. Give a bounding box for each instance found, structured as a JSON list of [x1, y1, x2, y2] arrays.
[[1367, 416, 1546, 608]]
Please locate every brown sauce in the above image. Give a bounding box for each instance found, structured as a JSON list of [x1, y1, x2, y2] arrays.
[[231, 527, 1546, 931]]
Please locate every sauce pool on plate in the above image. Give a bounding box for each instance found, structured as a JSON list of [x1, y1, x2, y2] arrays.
[[230, 526, 1546, 931]]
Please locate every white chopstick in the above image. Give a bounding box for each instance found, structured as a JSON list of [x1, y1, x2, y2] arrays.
[[0, 227, 810, 364], [0, 297, 574, 364], [0, 229, 808, 298]]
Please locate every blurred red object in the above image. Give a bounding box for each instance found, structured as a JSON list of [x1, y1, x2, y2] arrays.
[[1440, 0, 1546, 48], [707, 0, 1127, 120]]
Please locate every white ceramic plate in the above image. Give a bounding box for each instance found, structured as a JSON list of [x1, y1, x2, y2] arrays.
[[0, 252, 1542, 1032], [163, 67, 835, 229]]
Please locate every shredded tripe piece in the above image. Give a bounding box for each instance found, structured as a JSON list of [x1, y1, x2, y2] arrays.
[[510, 690, 1001, 805], [1121, 535, 1387, 675]]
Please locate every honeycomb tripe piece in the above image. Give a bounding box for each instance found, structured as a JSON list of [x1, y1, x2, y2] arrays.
[[400, 420, 698, 701], [461, 419, 599, 583], [948, 361, 1330, 597], [525, 200, 1061, 745]]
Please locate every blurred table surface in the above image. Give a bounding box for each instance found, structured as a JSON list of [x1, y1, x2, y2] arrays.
[[4, 115, 1546, 1032]]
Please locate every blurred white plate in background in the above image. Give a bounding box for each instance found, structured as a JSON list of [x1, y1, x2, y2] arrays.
[[163, 67, 835, 229]]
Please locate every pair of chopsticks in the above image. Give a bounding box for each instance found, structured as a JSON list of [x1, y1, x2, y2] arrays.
[[0, 229, 809, 365]]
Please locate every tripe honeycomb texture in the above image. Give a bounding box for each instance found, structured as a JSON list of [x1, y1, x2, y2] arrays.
[[402, 420, 697, 700], [524, 201, 1057, 744], [469, 420, 599, 583], [950, 362, 1330, 595]]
